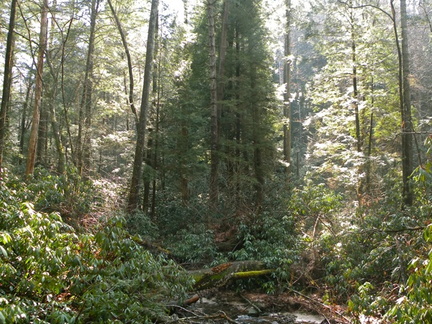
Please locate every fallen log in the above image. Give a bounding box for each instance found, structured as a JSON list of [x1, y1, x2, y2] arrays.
[[189, 260, 274, 292]]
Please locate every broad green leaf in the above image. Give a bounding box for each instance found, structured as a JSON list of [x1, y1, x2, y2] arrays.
[[0, 246, 7, 258], [0, 232, 12, 244]]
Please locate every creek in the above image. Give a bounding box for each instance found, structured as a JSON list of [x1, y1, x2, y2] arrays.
[[172, 292, 332, 324]]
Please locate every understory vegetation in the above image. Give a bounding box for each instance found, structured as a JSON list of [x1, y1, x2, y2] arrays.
[[1, 151, 431, 322], [0, 172, 193, 323]]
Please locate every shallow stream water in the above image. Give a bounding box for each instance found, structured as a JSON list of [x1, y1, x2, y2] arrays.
[[183, 294, 326, 324], [236, 312, 325, 323], [173, 292, 382, 323]]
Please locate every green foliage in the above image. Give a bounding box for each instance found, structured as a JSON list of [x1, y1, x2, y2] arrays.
[[155, 195, 210, 237], [289, 172, 425, 306], [289, 179, 344, 221], [413, 136, 432, 205], [166, 224, 220, 265], [230, 211, 298, 269], [384, 226, 432, 323], [347, 281, 391, 321], [126, 210, 159, 240], [319, 204, 426, 303], [0, 179, 193, 323], [347, 225, 432, 323], [381, 139, 432, 323], [227, 187, 301, 286], [346, 138, 432, 321], [9, 167, 100, 222]]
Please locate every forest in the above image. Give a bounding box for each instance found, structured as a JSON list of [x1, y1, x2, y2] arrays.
[[0, 0, 431, 322]]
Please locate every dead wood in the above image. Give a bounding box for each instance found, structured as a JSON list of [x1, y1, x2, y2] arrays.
[[189, 260, 273, 292]]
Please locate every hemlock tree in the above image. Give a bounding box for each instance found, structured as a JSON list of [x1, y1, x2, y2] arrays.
[[207, 0, 219, 211], [216, 0, 278, 210], [155, 0, 278, 215]]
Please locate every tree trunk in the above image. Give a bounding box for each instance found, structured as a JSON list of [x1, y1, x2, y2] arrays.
[[44, 0, 65, 174], [127, 0, 159, 212], [0, 0, 18, 175], [60, 17, 75, 161], [391, 0, 414, 206], [190, 261, 272, 292], [179, 121, 190, 205], [49, 101, 65, 174], [208, 0, 219, 212], [399, 0, 414, 206], [37, 104, 49, 166], [107, 0, 138, 122], [26, 0, 49, 177], [144, 17, 160, 211], [251, 66, 264, 208], [76, 0, 100, 177], [19, 79, 34, 164], [351, 17, 361, 153], [283, 0, 292, 177], [365, 112, 374, 194], [349, 7, 365, 201], [217, 0, 229, 111], [143, 136, 153, 212]]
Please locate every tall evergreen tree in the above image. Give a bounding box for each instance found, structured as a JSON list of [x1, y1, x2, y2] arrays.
[[218, 0, 277, 210], [207, 0, 220, 211]]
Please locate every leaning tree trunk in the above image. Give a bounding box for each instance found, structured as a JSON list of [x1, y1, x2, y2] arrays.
[[107, 0, 138, 122], [26, 0, 49, 177], [0, 0, 18, 175], [127, 0, 159, 212]]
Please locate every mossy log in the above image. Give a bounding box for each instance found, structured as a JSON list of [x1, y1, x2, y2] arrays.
[[190, 260, 274, 291]]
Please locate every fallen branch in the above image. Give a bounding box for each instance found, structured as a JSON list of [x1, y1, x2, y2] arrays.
[[288, 288, 351, 324], [240, 293, 262, 314], [166, 311, 239, 323]]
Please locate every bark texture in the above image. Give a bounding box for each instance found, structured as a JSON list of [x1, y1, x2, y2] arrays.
[[208, 0, 219, 211], [0, 0, 18, 174], [26, 0, 49, 177], [127, 0, 159, 212], [399, 0, 414, 206]]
